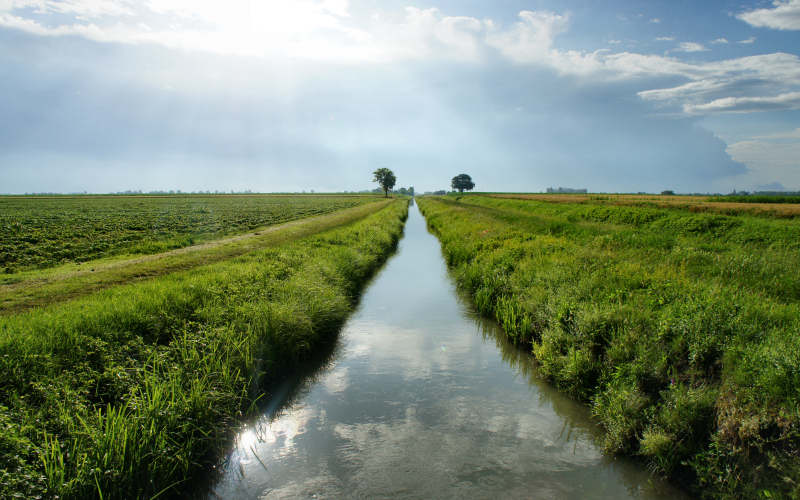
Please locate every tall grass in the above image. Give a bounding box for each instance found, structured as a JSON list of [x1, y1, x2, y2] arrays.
[[418, 195, 800, 499], [0, 200, 407, 499]]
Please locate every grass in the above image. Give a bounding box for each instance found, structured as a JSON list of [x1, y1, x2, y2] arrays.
[[0, 194, 378, 273], [418, 194, 800, 499], [0, 200, 391, 314], [708, 195, 800, 204], [0, 198, 408, 499], [487, 193, 800, 218]]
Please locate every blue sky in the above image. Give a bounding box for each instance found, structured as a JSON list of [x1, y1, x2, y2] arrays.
[[1, 0, 800, 193]]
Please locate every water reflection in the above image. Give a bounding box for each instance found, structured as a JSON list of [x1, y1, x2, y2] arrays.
[[205, 203, 686, 499]]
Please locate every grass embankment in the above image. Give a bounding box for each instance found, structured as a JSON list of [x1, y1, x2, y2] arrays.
[[0, 200, 391, 314], [0, 194, 377, 274], [0, 199, 408, 499], [418, 195, 800, 499], [488, 193, 800, 217]]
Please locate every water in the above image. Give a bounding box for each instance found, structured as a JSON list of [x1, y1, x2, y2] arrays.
[[206, 201, 686, 499]]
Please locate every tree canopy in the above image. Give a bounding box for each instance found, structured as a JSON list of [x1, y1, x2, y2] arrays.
[[372, 168, 396, 197], [451, 174, 475, 193]]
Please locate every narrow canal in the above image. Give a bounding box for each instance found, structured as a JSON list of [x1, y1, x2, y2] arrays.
[[207, 201, 686, 499]]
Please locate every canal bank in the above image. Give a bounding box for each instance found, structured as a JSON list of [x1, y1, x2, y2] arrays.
[[207, 200, 685, 499]]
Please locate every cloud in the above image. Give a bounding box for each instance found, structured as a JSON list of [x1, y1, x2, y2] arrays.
[[0, 2, 798, 120], [724, 130, 800, 190], [737, 0, 800, 30], [711, 37, 728, 44], [674, 42, 708, 52], [655, 36, 674, 41], [0, 0, 377, 61], [484, 10, 570, 64], [752, 127, 800, 140], [683, 91, 800, 114], [0, 34, 747, 194], [649, 18, 660, 23], [738, 36, 756, 44], [0, 0, 136, 18], [637, 52, 800, 114]]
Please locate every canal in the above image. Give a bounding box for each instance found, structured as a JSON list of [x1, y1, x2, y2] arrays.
[[207, 200, 685, 499]]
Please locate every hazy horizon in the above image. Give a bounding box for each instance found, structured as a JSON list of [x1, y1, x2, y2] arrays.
[[2, 1, 800, 194]]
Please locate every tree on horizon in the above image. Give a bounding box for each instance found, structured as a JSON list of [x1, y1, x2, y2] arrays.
[[373, 168, 396, 197], [451, 174, 475, 193]]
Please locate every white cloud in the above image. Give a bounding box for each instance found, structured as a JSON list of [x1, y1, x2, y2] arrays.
[[0, 0, 136, 18], [650, 18, 660, 23], [484, 10, 569, 64], [724, 131, 800, 190], [684, 91, 800, 114], [738, 0, 800, 30], [638, 53, 800, 114], [738, 36, 756, 44], [711, 37, 728, 44], [674, 42, 708, 52], [655, 36, 674, 41], [0, 2, 798, 117]]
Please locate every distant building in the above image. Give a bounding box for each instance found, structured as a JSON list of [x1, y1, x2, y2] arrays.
[[546, 187, 587, 194]]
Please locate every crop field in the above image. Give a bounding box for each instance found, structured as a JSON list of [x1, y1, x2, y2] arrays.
[[0, 200, 392, 313], [0, 194, 377, 273], [488, 193, 800, 217], [418, 194, 800, 499], [0, 197, 408, 499]]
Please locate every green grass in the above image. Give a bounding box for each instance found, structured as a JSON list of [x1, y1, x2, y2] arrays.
[[708, 195, 800, 204], [418, 195, 800, 499], [0, 194, 379, 273], [0, 200, 391, 313], [0, 199, 408, 499]]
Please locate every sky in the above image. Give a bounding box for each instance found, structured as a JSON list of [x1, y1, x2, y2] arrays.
[[1, 1, 800, 194]]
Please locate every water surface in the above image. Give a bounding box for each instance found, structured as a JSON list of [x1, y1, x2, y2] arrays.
[[207, 201, 685, 499]]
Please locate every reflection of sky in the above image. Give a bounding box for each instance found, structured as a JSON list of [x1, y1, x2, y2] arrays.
[[207, 205, 686, 500]]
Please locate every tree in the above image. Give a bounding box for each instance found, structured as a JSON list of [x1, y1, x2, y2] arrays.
[[373, 168, 396, 197], [451, 174, 475, 193]]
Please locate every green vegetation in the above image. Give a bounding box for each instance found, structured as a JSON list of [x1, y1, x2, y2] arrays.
[[708, 195, 800, 204], [0, 199, 408, 499], [418, 195, 800, 499], [451, 173, 475, 193], [0, 194, 376, 273], [0, 201, 391, 313], [372, 168, 396, 197]]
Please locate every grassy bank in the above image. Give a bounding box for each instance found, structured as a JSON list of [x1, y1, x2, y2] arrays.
[[418, 195, 800, 499], [488, 193, 800, 218], [0, 199, 408, 499]]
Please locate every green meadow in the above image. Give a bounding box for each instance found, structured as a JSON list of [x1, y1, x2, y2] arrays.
[[418, 195, 800, 499], [0, 197, 408, 499]]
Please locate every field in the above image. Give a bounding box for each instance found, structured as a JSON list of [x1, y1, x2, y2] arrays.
[[418, 194, 800, 499], [0, 200, 392, 314], [488, 193, 800, 217], [0, 197, 408, 499], [0, 194, 376, 274]]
